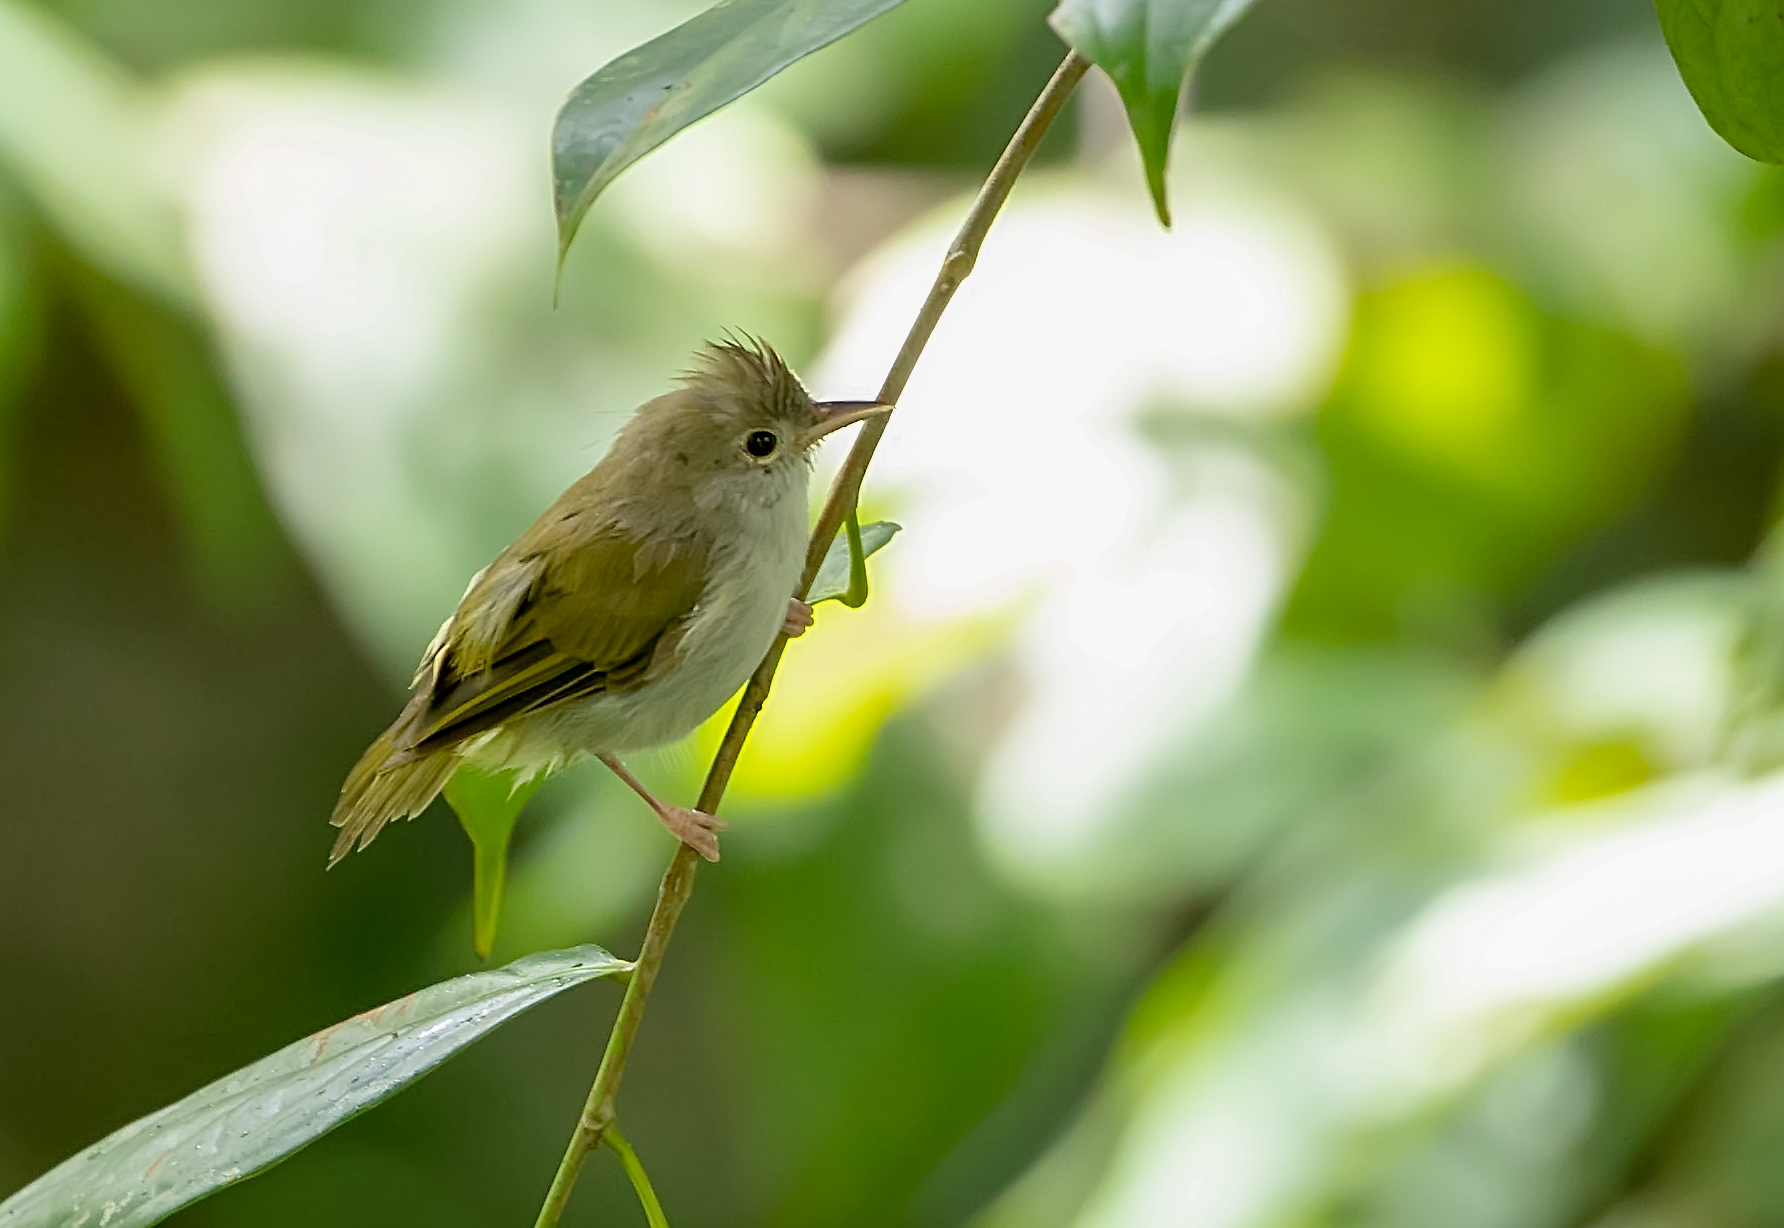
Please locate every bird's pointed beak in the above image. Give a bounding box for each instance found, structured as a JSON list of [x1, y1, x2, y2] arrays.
[[799, 400, 894, 449]]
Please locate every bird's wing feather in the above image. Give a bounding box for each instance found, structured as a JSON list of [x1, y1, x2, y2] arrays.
[[389, 518, 708, 757]]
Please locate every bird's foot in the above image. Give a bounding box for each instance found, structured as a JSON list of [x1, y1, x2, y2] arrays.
[[654, 804, 726, 862], [598, 751, 727, 861], [783, 598, 815, 638]]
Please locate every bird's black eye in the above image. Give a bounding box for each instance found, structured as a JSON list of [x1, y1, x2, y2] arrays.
[[745, 429, 779, 458]]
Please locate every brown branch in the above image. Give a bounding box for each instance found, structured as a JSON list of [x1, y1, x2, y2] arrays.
[[532, 48, 1091, 1227]]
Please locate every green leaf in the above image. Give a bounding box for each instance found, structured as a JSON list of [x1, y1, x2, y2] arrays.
[[1657, 0, 1784, 163], [808, 519, 899, 606], [552, 0, 914, 263], [0, 946, 628, 1228], [445, 764, 545, 959], [1049, 0, 1262, 225]]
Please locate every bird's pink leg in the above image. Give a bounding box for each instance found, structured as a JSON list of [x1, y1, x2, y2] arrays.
[[598, 753, 725, 862], [783, 598, 814, 638]]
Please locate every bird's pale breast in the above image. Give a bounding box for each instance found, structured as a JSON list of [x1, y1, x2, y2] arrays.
[[463, 472, 808, 777]]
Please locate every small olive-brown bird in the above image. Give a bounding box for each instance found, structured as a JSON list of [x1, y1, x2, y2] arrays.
[[329, 339, 886, 865]]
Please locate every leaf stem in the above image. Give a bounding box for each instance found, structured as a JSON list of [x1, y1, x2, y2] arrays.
[[841, 511, 869, 608], [605, 1126, 672, 1228], [531, 48, 1089, 1227]]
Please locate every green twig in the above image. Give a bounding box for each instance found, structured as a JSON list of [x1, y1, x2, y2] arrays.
[[531, 48, 1091, 1227], [605, 1126, 671, 1228], [841, 511, 870, 608]]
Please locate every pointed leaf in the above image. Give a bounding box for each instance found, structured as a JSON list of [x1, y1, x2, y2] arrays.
[[1049, 0, 1262, 225], [0, 946, 628, 1228], [1657, 0, 1784, 163], [809, 519, 899, 606], [445, 764, 545, 959], [553, 0, 914, 262]]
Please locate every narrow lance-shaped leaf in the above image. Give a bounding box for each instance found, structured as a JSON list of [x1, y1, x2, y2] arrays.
[[1049, 0, 1262, 226], [445, 763, 546, 959], [808, 519, 899, 606], [0, 946, 629, 1228], [1657, 0, 1784, 164], [553, 0, 915, 265]]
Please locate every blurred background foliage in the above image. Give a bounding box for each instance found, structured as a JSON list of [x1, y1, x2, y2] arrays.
[[5, 0, 1784, 1226]]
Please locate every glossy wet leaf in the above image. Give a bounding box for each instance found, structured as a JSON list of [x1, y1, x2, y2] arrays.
[[1657, 0, 1784, 163], [809, 519, 899, 606], [1049, 0, 1262, 225], [446, 764, 546, 959], [0, 946, 628, 1228], [552, 0, 913, 262]]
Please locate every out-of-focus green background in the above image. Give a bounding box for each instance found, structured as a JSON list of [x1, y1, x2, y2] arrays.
[[6, 0, 1784, 1225]]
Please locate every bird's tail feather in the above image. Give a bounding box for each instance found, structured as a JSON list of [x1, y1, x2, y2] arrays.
[[328, 729, 456, 865]]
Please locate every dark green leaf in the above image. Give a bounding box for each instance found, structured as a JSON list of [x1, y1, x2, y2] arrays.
[[552, 0, 914, 263], [445, 764, 545, 959], [1657, 0, 1784, 163], [0, 946, 628, 1228], [809, 519, 899, 606], [1049, 0, 1262, 225]]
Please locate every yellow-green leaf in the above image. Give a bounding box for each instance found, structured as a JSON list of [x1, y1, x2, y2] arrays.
[[809, 519, 899, 607], [445, 764, 545, 959]]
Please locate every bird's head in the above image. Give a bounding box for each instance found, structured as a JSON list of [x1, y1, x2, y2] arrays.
[[626, 338, 890, 508]]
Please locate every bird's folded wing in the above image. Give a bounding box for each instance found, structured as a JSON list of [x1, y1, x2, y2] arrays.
[[389, 524, 708, 758]]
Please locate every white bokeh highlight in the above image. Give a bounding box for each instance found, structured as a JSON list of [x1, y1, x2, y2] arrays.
[[817, 182, 1347, 879], [1074, 770, 1784, 1228], [160, 69, 541, 660], [154, 66, 823, 671], [1363, 773, 1784, 1103]]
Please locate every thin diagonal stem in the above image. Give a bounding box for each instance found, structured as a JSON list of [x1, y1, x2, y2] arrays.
[[532, 49, 1090, 1228]]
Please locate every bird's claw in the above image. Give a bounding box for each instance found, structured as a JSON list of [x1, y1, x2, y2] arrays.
[[783, 598, 815, 638], [657, 804, 726, 862]]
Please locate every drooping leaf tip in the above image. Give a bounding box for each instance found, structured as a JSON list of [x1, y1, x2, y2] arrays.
[[553, 210, 583, 287], [1148, 182, 1173, 229]]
